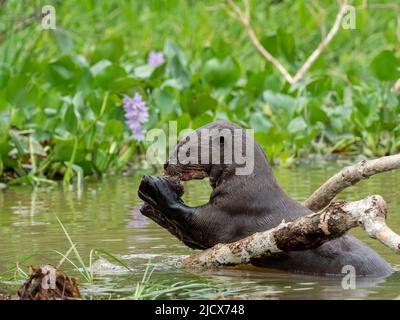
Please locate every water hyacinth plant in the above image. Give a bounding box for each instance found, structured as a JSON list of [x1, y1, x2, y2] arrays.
[[0, 1, 399, 186], [122, 93, 149, 141]]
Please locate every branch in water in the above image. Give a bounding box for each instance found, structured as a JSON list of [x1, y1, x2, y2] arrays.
[[182, 195, 400, 268], [304, 154, 400, 212]]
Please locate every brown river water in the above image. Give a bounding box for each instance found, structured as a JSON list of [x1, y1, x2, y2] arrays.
[[0, 162, 399, 299]]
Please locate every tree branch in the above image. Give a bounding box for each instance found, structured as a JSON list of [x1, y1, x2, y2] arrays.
[[393, 78, 400, 94], [182, 195, 399, 268], [304, 154, 400, 212], [225, 0, 348, 84], [226, 0, 294, 83]]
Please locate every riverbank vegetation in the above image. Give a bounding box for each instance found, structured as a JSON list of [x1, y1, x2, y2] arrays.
[[0, 216, 237, 299], [0, 0, 399, 186]]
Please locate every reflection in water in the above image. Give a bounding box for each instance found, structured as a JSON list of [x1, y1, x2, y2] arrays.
[[0, 162, 399, 299], [193, 267, 398, 300], [127, 206, 150, 229]]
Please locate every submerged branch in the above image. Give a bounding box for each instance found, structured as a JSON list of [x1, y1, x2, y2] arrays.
[[182, 195, 400, 268]]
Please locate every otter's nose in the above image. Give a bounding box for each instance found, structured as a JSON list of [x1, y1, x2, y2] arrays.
[[163, 160, 169, 170]]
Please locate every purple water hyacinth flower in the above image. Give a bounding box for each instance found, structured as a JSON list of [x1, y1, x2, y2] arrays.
[[122, 92, 149, 141], [147, 50, 165, 68]]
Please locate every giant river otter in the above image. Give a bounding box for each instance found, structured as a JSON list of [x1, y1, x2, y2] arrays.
[[138, 120, 393, 277]]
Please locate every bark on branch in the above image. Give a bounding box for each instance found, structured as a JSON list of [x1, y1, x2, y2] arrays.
[[393, 78, 400, 94], [304, 154, 400, 212], [182, 195, 400, 268]]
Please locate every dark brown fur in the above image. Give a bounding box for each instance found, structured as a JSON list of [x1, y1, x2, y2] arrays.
[[139, 120, 393, 277]]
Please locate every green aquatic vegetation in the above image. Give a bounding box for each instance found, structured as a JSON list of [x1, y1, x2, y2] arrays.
[[56, 218, 237, 299], [0, 0, 399, 186], [0, 218, 132, 287], [0, 253, 40, 285], [0, 217, 236, 300], [128, 262, 239, 300], [55, 216, 134, 283]]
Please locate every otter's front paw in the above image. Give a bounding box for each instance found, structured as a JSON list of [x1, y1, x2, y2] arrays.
[[138, 175, 183, 212]]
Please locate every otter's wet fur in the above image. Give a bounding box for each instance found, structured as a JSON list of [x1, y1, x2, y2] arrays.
[[139, 120, 393, 277]]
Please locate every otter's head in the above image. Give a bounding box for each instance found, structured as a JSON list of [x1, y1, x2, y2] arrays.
[[164, 120, 255, 188]]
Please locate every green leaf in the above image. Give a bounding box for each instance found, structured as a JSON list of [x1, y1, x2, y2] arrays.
[[83, 125, 97, 150], [164, 39, 187, 65], [64, 105, 79, 134], [9, 131, 25, 156], [192, 113, 214, 129], [47, 56, 83, 89], [90, 35, 124, 63], [370, 50, 400, 81], [52, 29, 75, 54], [0, 142, 12, 157], [134, 65, 154, 79], [177, 113, 191, 132], [263, 91, 296, 120], [202, 56, 241, 88], [307, 77, 332, 95], [163, 40, 190, 87], [94, 149, 109, 172], [255, 130, 285, 161], [153, 88, 179, 114], [85, 91, 103, 117], [181, 90, 217, 117], [0, 90, 8, 112], [53, 139, 85, 163], [260, 34, 278, 57], [209, 38, 232, 59], [228, 94, 251, 120], [245, 72, 271, 96], [167, 55, 190, 88], [250, 112, 272, 132], [108, 77, 138, 92], [8, 175, 34, 186], [308, 100, 329, 124], [5, 76, 38, 107], [277, 28, 295, 62], [104, 120, 123, 139], [293, 128, 319, 147], [288, 117, 307, 134], [0, 66, 10, 89], [91, 61, 127, 89]]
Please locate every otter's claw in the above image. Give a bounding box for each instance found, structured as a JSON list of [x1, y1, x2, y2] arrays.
[[138, 175, 183, 212]]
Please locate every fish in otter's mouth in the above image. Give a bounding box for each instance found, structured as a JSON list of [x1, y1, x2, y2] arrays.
[[164, 163, 209, 182]]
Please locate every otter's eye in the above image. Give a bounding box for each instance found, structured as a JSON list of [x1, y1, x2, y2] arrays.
[[185, 136, 190, 142], [219, 136, 224, 144], [186, 149, 190, 157]]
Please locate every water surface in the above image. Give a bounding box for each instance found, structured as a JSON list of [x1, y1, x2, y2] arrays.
[[0, 162, 399, 299]]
